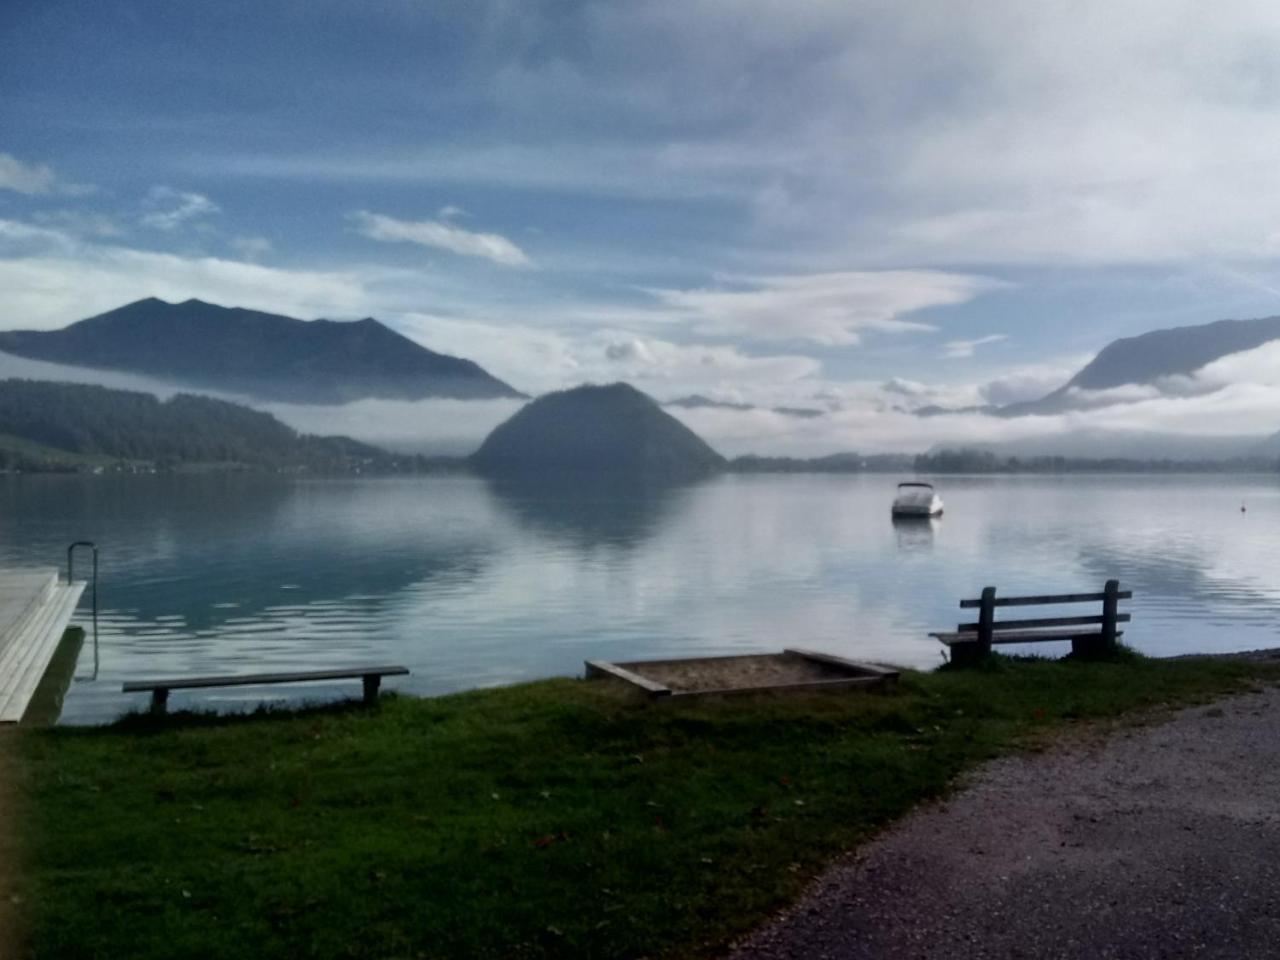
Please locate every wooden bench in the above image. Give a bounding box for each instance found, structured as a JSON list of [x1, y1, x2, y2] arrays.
[[930, 580, 1131, 667], [122, 665, 410, 715]]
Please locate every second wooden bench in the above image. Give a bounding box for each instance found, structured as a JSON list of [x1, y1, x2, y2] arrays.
[[930, 580, 1131, 667]]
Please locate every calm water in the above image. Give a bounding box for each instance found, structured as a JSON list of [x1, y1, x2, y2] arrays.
[[2, 472, 1278, 724]]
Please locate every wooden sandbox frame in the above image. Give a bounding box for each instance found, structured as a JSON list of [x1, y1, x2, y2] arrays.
[[584, 648, 898, 700]]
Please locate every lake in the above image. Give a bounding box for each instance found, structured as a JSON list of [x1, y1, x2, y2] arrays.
[[2, 472, 1278, 724]]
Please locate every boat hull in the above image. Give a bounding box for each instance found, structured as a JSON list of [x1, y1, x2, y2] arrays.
[[891, 503, 943, 517]]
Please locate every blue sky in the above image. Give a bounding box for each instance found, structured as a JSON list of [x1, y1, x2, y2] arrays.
[[5, 1, 1280, 453]]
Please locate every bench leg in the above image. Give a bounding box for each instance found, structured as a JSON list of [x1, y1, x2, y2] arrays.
[[362, 675, 381, 705], [150, 688, 170, 716], [949, 641, 983, 669]]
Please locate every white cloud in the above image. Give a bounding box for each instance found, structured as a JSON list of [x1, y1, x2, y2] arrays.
[[977, 358, 1086, 407], [942, 334, 1006, 360], [263, 397, 524, 455], [597, 336, 819, 387], [0, 218, 80, 253], [350, 210, 531, 267], [0, 153, 58, 195], [647, 270, 1000, 346], [1185, 339, 1280, 389], [230, 235, 273, 260], [392, 310, 820, 398], [841, 2, 1280, 265], [140, 186, 220, 231], [0, 348, 521, 456], [198, 2, 1280, 267], [880, 376, 987, 411], [31, 210, 122, 238], [0, 219, 371, 329]]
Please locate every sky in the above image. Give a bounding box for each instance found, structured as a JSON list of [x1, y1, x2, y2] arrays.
[[5, 1, 1280, 455]]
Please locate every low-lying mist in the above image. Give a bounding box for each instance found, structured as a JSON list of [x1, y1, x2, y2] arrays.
[[4, 344, 1280, 463]]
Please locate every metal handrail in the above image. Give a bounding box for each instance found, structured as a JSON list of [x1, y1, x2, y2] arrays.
[[67, 541, 98, 681]]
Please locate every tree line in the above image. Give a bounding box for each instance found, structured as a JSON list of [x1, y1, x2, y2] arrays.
[[0, 379, 417, 472]]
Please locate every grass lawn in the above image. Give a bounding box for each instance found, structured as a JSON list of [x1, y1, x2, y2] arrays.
[[14, 653, 1280, 960]]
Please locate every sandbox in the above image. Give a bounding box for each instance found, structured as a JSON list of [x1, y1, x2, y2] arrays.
[[584, 648, 898, 699]]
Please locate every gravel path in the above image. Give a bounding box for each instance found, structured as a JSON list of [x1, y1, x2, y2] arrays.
[[728, 687, 1280, 960]]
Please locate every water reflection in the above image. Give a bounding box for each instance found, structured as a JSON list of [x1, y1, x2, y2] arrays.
[[892, 515, 938, 551], [0, 476, 499, 631], [1, 472, 1279, 723], [482, 473, 696, 548]]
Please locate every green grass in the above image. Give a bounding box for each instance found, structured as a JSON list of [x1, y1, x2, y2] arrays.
[[15, 653, 1280, 960]]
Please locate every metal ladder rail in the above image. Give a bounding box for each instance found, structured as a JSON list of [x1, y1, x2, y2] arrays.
[[67, 541, 98, 682]]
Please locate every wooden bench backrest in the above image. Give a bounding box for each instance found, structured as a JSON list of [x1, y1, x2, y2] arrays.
[[956, 581, 1130, 637]]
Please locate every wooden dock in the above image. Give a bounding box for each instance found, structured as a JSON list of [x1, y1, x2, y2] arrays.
[[0, 568, 85, 724]]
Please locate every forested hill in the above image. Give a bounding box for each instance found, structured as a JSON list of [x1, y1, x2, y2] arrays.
[[0, 379, 413, 472], [0, 297, 524, 404], [471, 382, 725, 477]]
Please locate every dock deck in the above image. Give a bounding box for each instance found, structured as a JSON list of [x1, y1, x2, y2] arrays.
[[0, 568, 85, 724]]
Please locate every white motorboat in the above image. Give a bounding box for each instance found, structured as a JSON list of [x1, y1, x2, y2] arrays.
[[891, 481, 943, 517]]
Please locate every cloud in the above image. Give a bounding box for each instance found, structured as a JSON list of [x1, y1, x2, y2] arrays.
[[1183, 340, 1280, 390], [263, 397, 523, 455], [597, 336, 820, 387], [880, 376, 986, 411], [977, 358, 1087, 407], [0, 153, 93, 197], [0, 219, 80, 253], [230, 236, 273, 260], [942, 334, 1006, 359], [140, 186, 220, 231], [647, 270, 1000, 346], [0, 153, 58, 195], [188, 2, 1280, 267], [350, 210, 531, 267], [0, 347, 520, 456], [0, 219, 371, 329], [31, 210, 122, 238], [393, 310, 820, 399]]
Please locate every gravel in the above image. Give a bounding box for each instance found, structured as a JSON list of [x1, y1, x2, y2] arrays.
[[727, 686, 1280, 960]]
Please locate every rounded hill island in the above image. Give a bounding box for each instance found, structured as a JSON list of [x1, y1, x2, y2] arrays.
[[470, 382, 726, 478]]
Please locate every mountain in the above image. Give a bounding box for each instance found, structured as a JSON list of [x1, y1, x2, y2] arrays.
[[471, 382, 726, 477], [0, 298, 524, 405], [0, 378, 416, 472], [1001, 315, 1280, 416]]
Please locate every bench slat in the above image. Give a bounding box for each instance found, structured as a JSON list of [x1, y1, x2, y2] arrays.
[[959, 591, 1132, 608], [930, 627, 1124, 646], [956, 613, 1131, 632], [123, 665, 409, 693]]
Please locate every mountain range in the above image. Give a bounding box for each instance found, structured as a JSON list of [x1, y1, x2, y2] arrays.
[[999, 315, 1280, 417], [0, 298, 524, 405], [3, 296, 1280, 464]]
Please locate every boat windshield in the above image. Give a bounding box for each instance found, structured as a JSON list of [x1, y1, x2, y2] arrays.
[[896, 482, 934, 490]]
